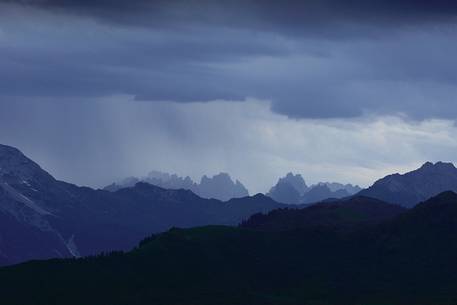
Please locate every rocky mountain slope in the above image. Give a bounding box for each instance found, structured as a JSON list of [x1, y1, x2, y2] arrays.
[[358, 161, 457, 207]]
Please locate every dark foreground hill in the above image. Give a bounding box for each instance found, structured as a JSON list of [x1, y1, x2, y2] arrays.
[[2, 192, 457, 305], [0, 144, 285, 265]]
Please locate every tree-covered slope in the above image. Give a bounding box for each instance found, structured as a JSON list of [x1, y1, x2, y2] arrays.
[[2, 192, 457, 305]]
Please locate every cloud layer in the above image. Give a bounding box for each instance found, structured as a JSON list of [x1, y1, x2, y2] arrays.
[[1, 1, 457, 120]]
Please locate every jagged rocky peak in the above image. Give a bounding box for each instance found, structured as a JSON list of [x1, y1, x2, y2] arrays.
[[266, 172, 308, 204], [266, 172, 357, 204], [269, 173, 308, 195], [281, 172, 308, 195], [145, 171, 195, 187], [419, 161, 456, 172], [104, 170, 249, 201], [198, 173, 249, 201], [200, 172, 233, 184]]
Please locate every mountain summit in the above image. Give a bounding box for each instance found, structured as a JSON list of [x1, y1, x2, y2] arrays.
[[358, 162, 457, 208], [0, 144, 55, 185]]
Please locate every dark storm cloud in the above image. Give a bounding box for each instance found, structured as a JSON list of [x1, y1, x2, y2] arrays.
[[1, 0, 457, 120], [5, 0, 457, 29]]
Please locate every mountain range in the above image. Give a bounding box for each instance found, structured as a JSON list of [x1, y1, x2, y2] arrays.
[[266, 172, 361, 204], [2, 191, 457, 305], [104, 171, 249, 201], [0, 144, 284, 265], [3, 141, 457, 272]]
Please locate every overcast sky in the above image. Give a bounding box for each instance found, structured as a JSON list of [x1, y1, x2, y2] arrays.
[[1, 0, 457, 193]]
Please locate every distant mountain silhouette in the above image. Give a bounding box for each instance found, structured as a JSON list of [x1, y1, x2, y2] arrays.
[[3, 191, 457, 305], [267, 172, 359, 204], [104, 171, 248, 201], [266, 175, 303, 204], [198, 173, 249, 201], [0, 144, 282, 265], [358, 161, 457, 207]]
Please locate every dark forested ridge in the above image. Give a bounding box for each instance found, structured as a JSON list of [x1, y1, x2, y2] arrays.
[[2, 192, 457, 305], [241, 195, 405, 231]]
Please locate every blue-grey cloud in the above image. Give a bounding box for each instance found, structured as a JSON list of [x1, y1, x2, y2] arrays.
[[5, 0, 457, 30], [1, 1, 457, 120]]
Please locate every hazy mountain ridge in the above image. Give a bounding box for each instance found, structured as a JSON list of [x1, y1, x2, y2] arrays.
[[104, 171, 249, 201], [266, 172, 361, 204], [0, 144, 283, 265], [358, 161, 457, 207]]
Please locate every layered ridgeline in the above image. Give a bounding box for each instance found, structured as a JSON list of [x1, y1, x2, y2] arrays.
[[268, 162, 457, 207], [359, 161, 457, 208], [104, 171, 249, 201], [266, 172, 361, 204], [2, 192, 457, 305], [0, 144, 285, 266]]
